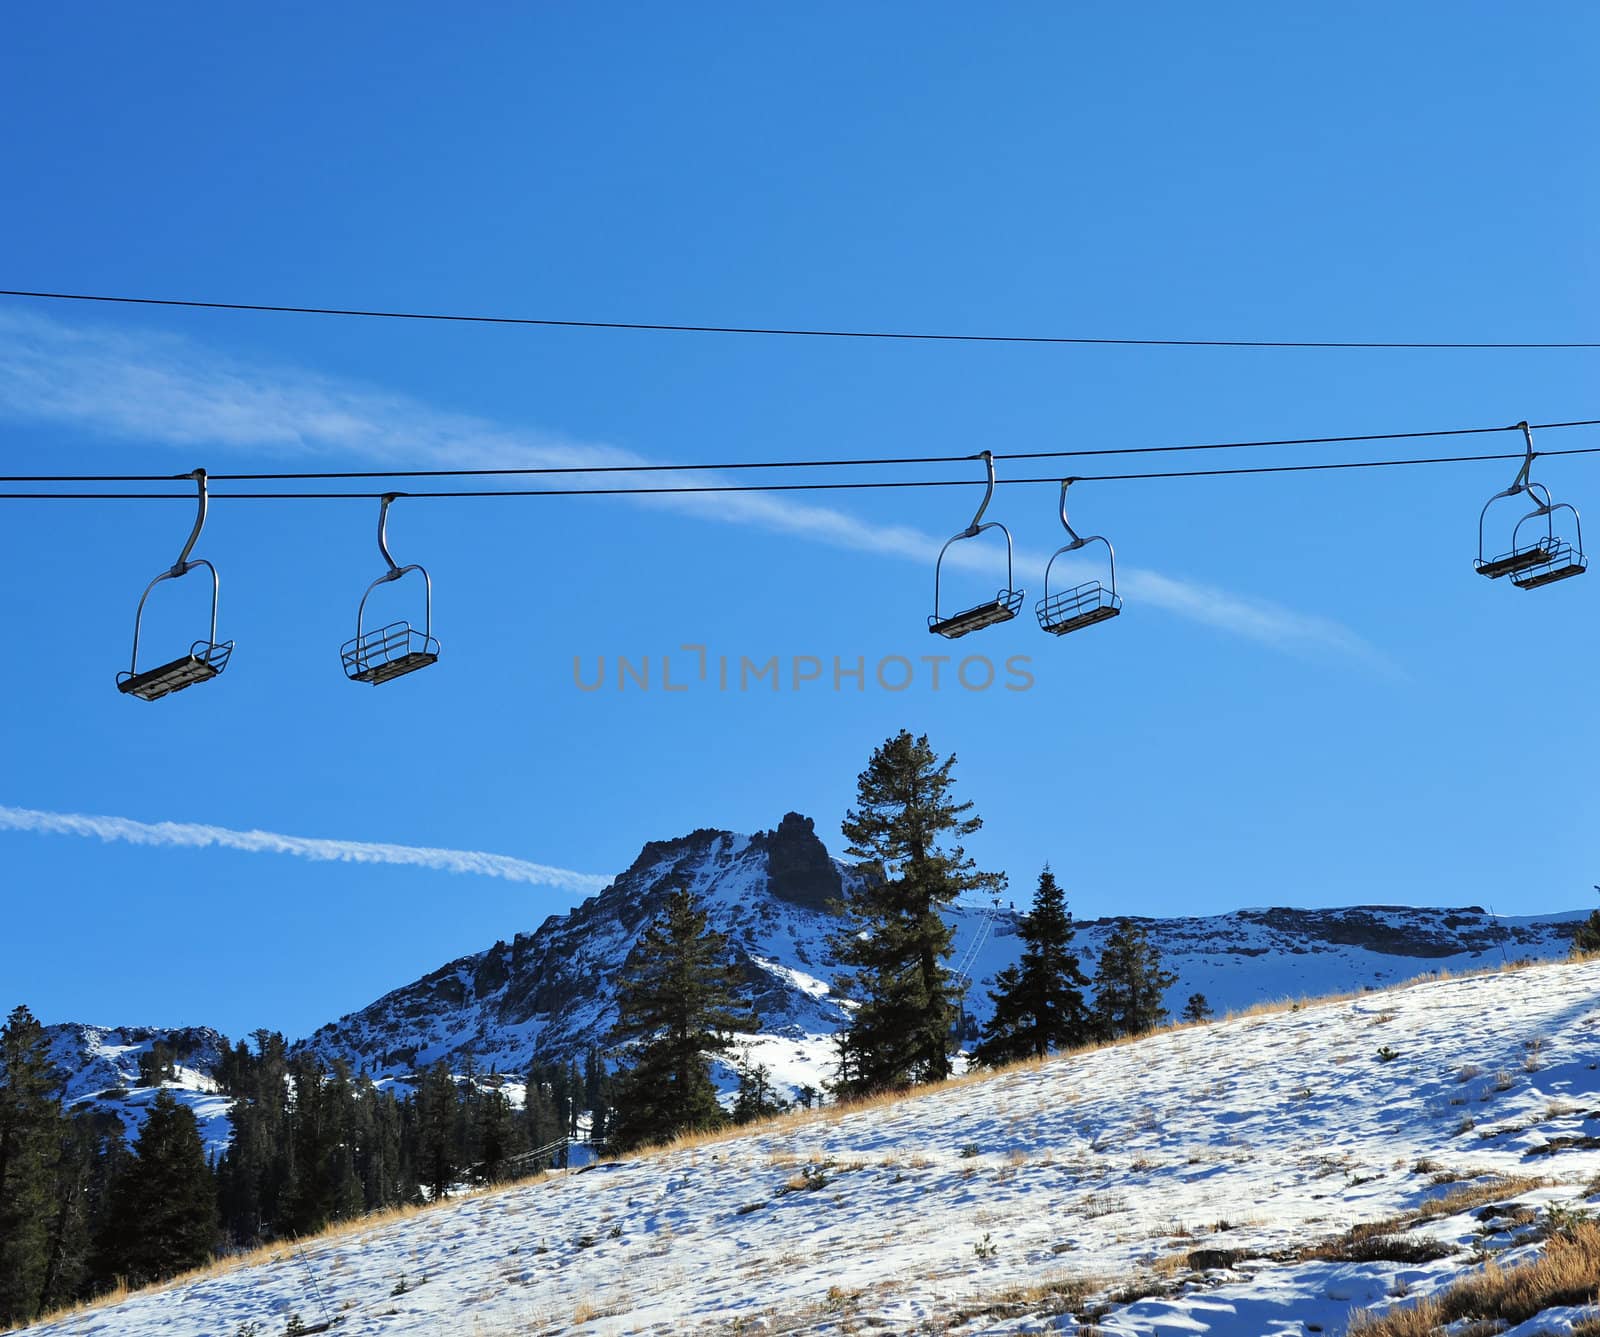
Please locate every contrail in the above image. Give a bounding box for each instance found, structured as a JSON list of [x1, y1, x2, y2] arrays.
[[0, 803, 613, 894]]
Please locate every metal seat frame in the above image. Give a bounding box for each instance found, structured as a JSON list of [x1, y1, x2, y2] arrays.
[[117, 469, 234, 701], [340, 492, 440, 685], [1036, 478, 1122, 636], [1476, 422, 1586, 587], [928, 451, 1024, 639]]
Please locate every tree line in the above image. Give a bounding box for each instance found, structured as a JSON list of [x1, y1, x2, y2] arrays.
[[0, 1007, 610, 1328]]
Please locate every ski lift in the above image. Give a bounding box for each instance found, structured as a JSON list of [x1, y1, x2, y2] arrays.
[[927, 451, 1024, 639], [1475, 422, 1587, 587], [1036, 478, 1122, 636], [116, 469, 234, 701], [340, 493, 440, 684]]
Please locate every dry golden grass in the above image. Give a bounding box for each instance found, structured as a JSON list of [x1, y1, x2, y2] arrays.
[[1348, 1220, 1600, 1335]]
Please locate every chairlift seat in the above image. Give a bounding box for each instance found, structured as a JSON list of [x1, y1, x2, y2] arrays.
[[1037, 580, 1123, 636], [116, 640, 233, 702], [1511, 541, 1587, 590], [928, 590, 1023, 639], [341, 621, 440, 685], [1475, 541, 1555, 580]]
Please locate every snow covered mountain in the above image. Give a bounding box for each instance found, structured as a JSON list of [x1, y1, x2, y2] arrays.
[[296, 810, 1584, 1099], [42, 1023, 234, 1157], [43, 811, 1589, 1125], [298, 812, 858, 1095]]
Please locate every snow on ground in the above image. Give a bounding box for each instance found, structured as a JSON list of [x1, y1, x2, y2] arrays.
[[28, 958, 1600, 1337]]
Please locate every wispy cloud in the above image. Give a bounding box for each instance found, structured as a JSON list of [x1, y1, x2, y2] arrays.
[[0, 803, 612, 893], [0, 308, 1385, 663]]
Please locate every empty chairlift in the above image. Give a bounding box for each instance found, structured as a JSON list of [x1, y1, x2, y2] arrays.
[[340, 493, 441, 684], [928, 451, 1024, 639], [116, 469, 234, 701], [1476, 422, 1587, 588], [1036, 478, 1122, 636]]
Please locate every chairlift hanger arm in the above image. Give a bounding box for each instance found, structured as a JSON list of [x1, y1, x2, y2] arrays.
[[1057, 478, 1086, 549], [962, 451, 996, 535], [376, 491, 404, 577], [171, 469, 207, 575]]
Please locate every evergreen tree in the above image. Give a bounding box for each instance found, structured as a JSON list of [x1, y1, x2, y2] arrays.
[[830, 731, 1004, 1095], [523, 1063, 561, 1160], [1572, 892, 1600, 956], [583, 1047, 611, 1145], [475, 1081, 518, 1183], [565, 1058, 583, 1139], [215, 1031, 290, 1245], [606, 888, 756, 1154], [135, 1043, 175, 1088], [36, 1108, 112, 1313], [731, 1061, 787, 1125], [97, 1091, 216, 1287], [973, 866, 1091, 1066], [0, 1005, 65, 1326], [1091, 919, 1178, 1040], [1181, 992, 1213, 1023], [414, 1062, 458, 1200]]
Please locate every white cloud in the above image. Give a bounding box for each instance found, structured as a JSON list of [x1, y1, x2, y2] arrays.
[[0, 307, 1386, 663], [0, 802, 612, 893]]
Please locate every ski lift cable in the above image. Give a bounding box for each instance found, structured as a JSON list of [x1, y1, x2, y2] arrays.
[[6, 288, 1600, 350], [9, 440, 1600, 500], [3, 419, 1600, 484]]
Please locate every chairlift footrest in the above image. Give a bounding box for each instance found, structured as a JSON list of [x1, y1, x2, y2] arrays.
[[928, 590, 1024, 639], [1036, 581, 1122, 636], [1511, 545, 1587, 589], [1475, 544, 1555, 580], [342, 622, 441, 685], [116, 641, 233, 702]]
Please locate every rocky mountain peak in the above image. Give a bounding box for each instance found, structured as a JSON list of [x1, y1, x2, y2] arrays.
[[755, 812, 842, 914]]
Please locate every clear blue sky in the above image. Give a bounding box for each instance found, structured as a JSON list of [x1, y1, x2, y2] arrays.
[[2, 4, 1596, 1042]]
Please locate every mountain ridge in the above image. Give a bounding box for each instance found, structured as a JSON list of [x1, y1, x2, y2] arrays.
[[37, 811, 1589, 1130]]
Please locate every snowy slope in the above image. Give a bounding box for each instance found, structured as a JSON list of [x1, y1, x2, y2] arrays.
[[32, 956, 1600, 1337]]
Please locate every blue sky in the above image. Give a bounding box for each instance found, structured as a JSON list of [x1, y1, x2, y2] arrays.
[[2, 4, 1597, 1042]]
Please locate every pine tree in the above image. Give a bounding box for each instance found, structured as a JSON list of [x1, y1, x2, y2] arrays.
[[1181, 992, 1213, 1023], [830, 731, 1004, 1095], [414, 1062, 458, 1200], [215, 1032, 291, 1245], [606, 888, 756, 1154], [523, 1063, 561, 1162], [1572, 893, 1600, 956], [0, 1005, 66, 1326], [731, 1061, 787, 1124], [565, 1058, 583, 1139], [97, 1090, 216, 1287], [474, 1075, 523, 1184], [973, 866, 1091, 1066], [583, 1047, 611, 1145], [1091, 919, 1178, 1040]]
